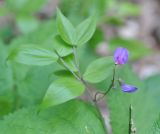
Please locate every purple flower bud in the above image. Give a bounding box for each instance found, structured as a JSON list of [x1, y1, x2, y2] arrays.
[[114, 47, 129, 65], [121, 83, 138, 93]]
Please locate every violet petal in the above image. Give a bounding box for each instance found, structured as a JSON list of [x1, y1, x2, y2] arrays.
[[114, 47, 129, 65], [121, 83, 138, 93]]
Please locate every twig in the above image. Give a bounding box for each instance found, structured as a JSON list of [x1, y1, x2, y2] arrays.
[[94, 64, 117, 102], [56, 48, 109, 133], [55, 50, 81, 81], [72, 46, 95, 100], [129, 105, 136, 134], [72, 47, 108, 133]]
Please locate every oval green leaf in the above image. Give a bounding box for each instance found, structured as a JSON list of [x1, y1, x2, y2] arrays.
[[40, 77, 85, 109], [75, 16, 96, 46], [8, 45, 58, 66], [56, 8, 75, 45], [83, 57, 114, 83]]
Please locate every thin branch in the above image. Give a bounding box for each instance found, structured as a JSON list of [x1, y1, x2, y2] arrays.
[[55, 50, 81, 81], [129, 105, 136, 134], [129, 104, 132, 134], [72, 46, 95, 101], [56, 49, 108, 133], [94, 64, 117, 102], [81, 78, 94, 101], [80, 78, 108, 133]]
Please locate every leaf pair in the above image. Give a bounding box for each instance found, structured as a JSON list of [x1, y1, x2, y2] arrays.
[[8, 45, 84, 109], [41, 56, 114, 109], [7, 8, 99, 110], [8, 35, 74, 66], [57, 8, 96, 46]]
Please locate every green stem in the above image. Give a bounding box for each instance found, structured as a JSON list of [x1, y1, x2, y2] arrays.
[[55, 50, 81, 81], [94, 64, 117, 101], [81, 78, 108, 133], [129, 105, 136, 134], [129, 104, 132, 134], [56, 48, 108, 133], [94, 101, 108, 133], [72, 46, 94, 100], [81, 79, 93, 100]]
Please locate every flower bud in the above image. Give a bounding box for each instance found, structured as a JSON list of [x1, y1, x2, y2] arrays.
[[114, 47, 129, 65], [121, 83, 138, 93]]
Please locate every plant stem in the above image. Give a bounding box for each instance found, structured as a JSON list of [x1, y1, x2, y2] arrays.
[[60, 57, 80, 80], [94, 101, 109, 133], [72, 46, 95, 101], [129, 104, 132, 134], [129, 105, 136, 134], [94, 64, 117, 101], [81, 78, 108, 133], [81, 78, 94, 101], [57, 48, 108, 133], [55, 50, 81, 81]]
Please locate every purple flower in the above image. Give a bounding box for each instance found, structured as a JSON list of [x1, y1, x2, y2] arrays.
[[121, 83, 138, 93], [114, 47, 129, 65]]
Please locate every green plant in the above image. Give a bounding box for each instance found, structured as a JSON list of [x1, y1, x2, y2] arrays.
[[0, 7, 159, 134]]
